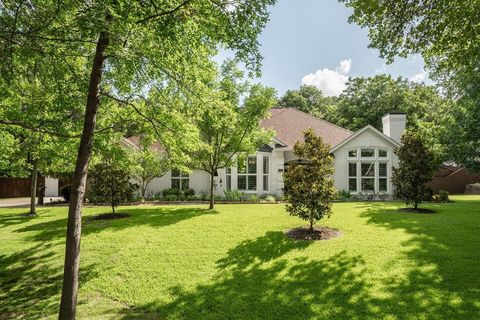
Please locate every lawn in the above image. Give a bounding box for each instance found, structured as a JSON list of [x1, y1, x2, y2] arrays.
[[1, 197, 480, 319]]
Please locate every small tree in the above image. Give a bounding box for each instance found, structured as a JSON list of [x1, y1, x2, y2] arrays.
[[283, 129, 336, 231], [131, 143, 169, 200], [86, 162, 138, 214], [392, 130, 437, 209]]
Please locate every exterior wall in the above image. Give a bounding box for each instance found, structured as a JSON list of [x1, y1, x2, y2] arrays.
[[141, 169, 210, 197], [45, 177, 59, 197], [332, 129, 399, 194]]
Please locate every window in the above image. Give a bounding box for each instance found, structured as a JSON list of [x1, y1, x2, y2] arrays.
[[361, 148, 375, 157], [347, 148, 390, 193], [263, 156, 269, 191], [379, 163, 387, 192], [238, 156, 257, 191], [226, 168, 232, 191], [348, 162, 357, 192], [171, 170, 189, 190]]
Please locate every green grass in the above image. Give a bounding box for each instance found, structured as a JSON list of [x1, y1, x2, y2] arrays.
[[1, 196, 480, 319]]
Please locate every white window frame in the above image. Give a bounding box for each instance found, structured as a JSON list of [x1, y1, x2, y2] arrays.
[[237, 156, 257, 191], [171, 170, 189, 190], [347, 147, 390, 193]]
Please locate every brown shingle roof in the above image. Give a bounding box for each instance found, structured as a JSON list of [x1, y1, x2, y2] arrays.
[[261, 108, 352, 148]]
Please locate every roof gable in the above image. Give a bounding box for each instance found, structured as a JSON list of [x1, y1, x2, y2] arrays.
[[261, 108, 353, 148], [330, 125, 401, 153]]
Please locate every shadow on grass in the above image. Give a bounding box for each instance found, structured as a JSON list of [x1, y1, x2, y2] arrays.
[[116, 232, 374, 320], [0, 243, 98, 319], [0, 209, 49, 229], [356, 199, 480, 318], [12, 207, 215, 242]]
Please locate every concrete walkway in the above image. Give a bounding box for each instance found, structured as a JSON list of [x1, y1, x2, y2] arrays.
[[0, 197, 63, 208]]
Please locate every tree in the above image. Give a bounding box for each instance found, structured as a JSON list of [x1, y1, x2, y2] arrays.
[[341, 0, 480, 170], [86, 162, 138, 214], [392, 130, 437, 209], [278, 85, 336, 117], [283, 129, 336, 231], [0, 1, 276, 318], [131, 140, 169, 200], [326, 75, 444, 131], [194, 61, 276, 209]]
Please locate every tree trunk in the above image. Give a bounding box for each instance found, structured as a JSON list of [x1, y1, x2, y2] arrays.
[[208, 171, 215, 210], [28, 159, 38, 216], [58, 30, 109, 320], [309, 218, 314, 231]]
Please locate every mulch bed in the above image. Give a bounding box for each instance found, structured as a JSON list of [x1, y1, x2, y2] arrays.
[[88, 213, 131, 221], [285, 226, 341, 241], [398, 208, 436, 214]]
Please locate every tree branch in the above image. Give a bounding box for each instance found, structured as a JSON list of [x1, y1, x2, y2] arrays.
[[136, 0, 195, 24]]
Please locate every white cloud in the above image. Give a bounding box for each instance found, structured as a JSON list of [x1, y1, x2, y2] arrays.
[[301, 59, 352, 96], [409, 69, 428, 83]]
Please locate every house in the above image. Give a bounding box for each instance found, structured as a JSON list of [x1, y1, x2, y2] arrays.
[[134, 108, 405, 197]]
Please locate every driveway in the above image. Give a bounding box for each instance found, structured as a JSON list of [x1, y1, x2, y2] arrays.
[[0, 197, 64, 208]]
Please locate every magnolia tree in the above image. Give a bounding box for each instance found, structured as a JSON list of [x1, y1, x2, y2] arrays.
[[392, 130, 437, 209], [283, 129, 336, 231]]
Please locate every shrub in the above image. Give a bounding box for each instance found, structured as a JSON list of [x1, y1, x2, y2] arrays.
[[433, 190, 450, 203], [60, 184, 72, 202], [162, 188, 181, 197], [263, 195, 276, 202], [283, 129, 336, 230], [224, 189, 247, 202], [337, 189, 352, 201], [247, 194, 259, 202], [183, 188, 195, 197], [163, 195, 178, 201]]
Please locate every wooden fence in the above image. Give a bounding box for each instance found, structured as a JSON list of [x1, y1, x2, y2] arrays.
[[0, 176, 45, 198]]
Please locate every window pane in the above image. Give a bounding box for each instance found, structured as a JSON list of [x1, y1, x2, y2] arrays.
[[238, 176, 247, 190], [348, 163, 357, 177], [379, 149, 388, 157], [247, 175, 257, 190], [379, 178, 387, 192], [263, 175, 268, 191], [349, 178, 357, 192], [263, 156, 269, 174], [181, 178, 189, 190], [361, 163, 375, 177], [348, 149, 357, 157], [379, 163, 387, 177], [226, 175, 231, 191], [237, 156, 246, 174], [226, 167, 231, 174], [361, 178, 375, 191], [361, 149, 375, 157], [171, 169, 180, 177], [181, 172, 189, 178], [171, 179, 180, 189], [248, 156, 257, 174]]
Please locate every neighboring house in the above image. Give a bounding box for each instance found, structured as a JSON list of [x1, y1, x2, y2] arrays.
[[130, 108, 406, 197]]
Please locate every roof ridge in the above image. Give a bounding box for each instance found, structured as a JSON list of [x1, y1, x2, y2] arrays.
[[285, 107, 353, 134]]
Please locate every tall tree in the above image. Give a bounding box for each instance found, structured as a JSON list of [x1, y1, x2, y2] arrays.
[[0, 1, 276, 318], [278, 85, 336, 117], [341, 0, 480, 170], [283, 129, 336, 231], [392, 130, 437, 210], [194, 60, 276, 209], [328, 75, 444, 131]]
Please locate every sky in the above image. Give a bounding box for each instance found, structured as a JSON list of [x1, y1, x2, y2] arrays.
[[219, 0, 429, 97]]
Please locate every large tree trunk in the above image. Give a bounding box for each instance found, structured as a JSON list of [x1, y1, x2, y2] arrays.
[[28, 158, 38, 216], [209, 171, 215, 210], [58, 30, 109, 320]]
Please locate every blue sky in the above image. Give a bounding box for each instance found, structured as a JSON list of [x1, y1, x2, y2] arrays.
[[221, 0, 429, 96]]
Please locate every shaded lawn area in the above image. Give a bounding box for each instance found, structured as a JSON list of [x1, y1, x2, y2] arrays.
[[1, 196, 480, 319]]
